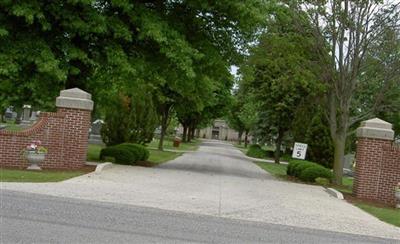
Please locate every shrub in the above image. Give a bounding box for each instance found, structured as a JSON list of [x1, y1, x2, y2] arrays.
[[119, 143, 150, 161], [265, 150, 275, 158], [287, 159, 333, 183], [246, 144, 266, 158], [100, 143, 150, 165], [299, 166, 333, 182], [100, 146, 135, 165], [292, 161, 316, 177], [249, 144, 261, 150], [287, 160, 302, 176]]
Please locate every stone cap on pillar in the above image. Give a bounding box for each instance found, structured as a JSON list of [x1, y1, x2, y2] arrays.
[[56, 88, 94, 111], [356, 118, 394, 140]]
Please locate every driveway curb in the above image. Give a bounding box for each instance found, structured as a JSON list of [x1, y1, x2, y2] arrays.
[[94, 162, 113, 174], [326, 188, 344, 200]]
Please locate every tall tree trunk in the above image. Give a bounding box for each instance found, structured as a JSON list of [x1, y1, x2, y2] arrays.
[[332, 132, 346, 185], [244, 130, 249, 148], [187, 127, 192, 142], [190, 125, 195, 139], [182, 125, 188, 142], [274, 129, 284, 164], [238, 130, 243, 145], [158, 107, 170, 151], [328, 92, 348, 185]]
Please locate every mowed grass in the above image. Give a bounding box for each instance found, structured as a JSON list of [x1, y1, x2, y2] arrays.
[[86, 144, 182, 165], [0, 169, 88, 182], [0, 122, 23, 132], [87, 144, 104, 162], [148, 138, 200, 151], [148, 149, 182, 165], [233, 143, 248, 154], [333, 177, 354, 194], [355, 203, 400, 227], [254, 161, 288, 178]]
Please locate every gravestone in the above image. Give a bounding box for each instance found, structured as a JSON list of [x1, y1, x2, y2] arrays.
[[343, 154, 355, 176], [4, 107, 13, 120], [88, 119, 105, 145], [21, 105, 32, 125], [29, 111, 38, 122]]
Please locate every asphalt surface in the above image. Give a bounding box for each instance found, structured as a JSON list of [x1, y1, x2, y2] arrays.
[[1, 140, 400, 241], [1, 190, 398, 244]]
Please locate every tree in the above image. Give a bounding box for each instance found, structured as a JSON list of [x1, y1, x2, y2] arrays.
[[101, 86, 158, 146], [244, 5, 322, 163], [302, 0, 400, 183], [226, 95, 246, 144]]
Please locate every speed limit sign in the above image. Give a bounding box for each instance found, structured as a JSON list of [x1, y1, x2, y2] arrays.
[[292, 142, 308, 160]]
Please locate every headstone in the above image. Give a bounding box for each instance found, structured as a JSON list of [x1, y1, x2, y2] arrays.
[[88, 119, 105, 145], [21, 105, 32, 125], [91, 119, 104, 135], [29, 111, 38, 122], [343, 154, 355, 176], [4, 107, 13, 120]]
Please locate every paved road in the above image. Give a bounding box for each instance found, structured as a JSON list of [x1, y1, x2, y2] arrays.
[[1, 190, 398, 244], [1, 140, 400, 240]]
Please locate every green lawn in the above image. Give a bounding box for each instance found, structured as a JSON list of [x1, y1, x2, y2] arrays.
[[86, 144, 182, 165], [0, 169, 88, 182], [333, 177, 354, 194], [233, 143, 248, 154], [148, 149, 182, 165], [254, 161, 288, 178], [148, 138, 200, 151], [87, 144, 104, 162], [0, 122, 23, 132], [356, 203, 400, 227]]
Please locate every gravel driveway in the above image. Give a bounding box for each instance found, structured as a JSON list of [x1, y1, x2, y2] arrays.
[[1, 140, 399, 240]]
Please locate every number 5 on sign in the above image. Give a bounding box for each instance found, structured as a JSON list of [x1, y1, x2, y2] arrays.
[[292, 142, 308, 160]]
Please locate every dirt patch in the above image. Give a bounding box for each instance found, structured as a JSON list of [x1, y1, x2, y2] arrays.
[[135, 161, 156, 167], [343, 192, 396, 208]]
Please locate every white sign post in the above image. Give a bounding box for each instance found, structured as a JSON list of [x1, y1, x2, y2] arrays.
[[292, 142, 308, 160]]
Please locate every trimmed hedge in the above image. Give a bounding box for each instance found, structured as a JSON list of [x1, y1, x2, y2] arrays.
[[100, 143, 150, 165], [287, 159, 333, 183], [119, 143, 149, 161], [300, 167, 333, 182], [100, 146, 135, 165]]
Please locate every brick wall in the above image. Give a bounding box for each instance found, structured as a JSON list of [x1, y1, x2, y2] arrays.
[[354, 138, 400, 205], [0, 107, 91, 169]]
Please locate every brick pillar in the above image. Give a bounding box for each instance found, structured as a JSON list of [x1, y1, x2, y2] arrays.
[[55, 88, 93, 168], [354, 118, 395, 203]]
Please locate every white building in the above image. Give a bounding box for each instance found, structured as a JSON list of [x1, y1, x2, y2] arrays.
[[198, 119, 240, 140]]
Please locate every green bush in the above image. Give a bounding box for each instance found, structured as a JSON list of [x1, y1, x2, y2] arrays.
[[265, 150, 275, 158], [100, 143, 150, 165], [287, 159, 333, 183], [249, 144, 261, 150], [299, 166, 333, 182], [287, 160, 302, 176], [246, 144, 266, 158], [119, 143, 150, 161], [100, 146, 135, 165], [292, 161, 316, 177]]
